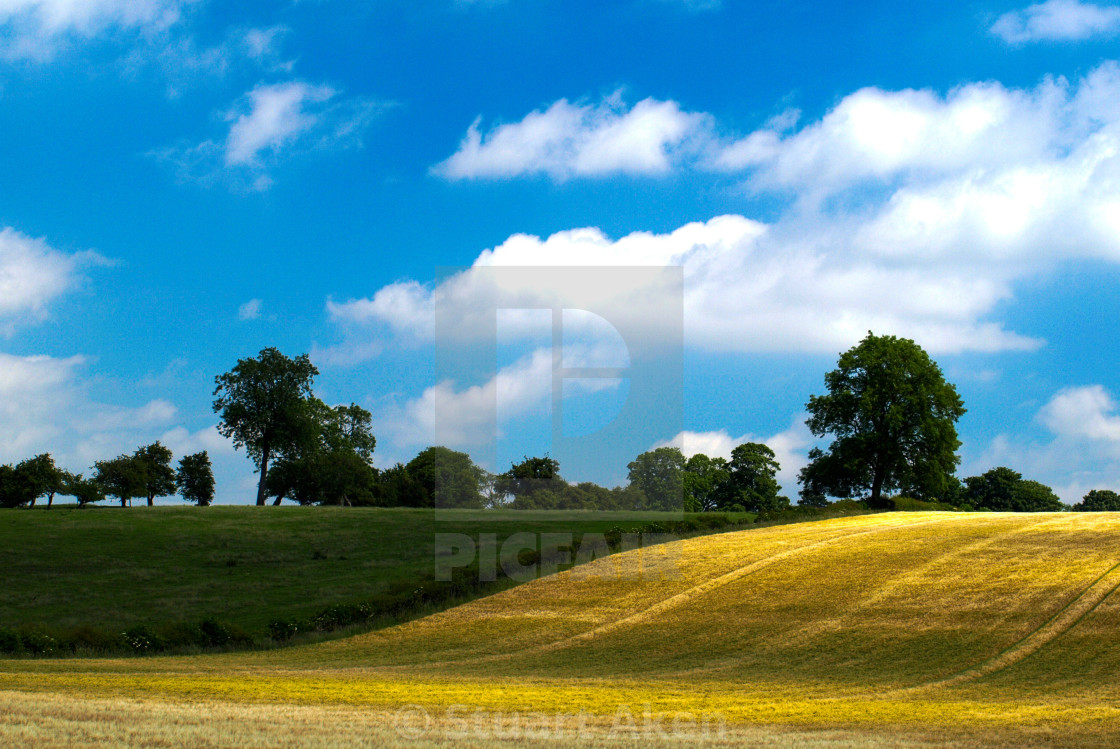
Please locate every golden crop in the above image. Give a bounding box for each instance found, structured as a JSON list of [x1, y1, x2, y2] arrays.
[[5, 512, 1120, 747]]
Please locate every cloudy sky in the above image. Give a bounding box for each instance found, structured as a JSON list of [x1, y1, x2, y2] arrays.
[[5, 0, 1120, 503]]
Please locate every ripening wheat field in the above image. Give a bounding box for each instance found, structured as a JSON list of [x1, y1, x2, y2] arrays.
[[4, 512, 1120, 747]]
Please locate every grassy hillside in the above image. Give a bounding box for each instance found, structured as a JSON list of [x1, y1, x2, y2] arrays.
[[3, 512, 1120, 746], [0, 505, 753, 646]]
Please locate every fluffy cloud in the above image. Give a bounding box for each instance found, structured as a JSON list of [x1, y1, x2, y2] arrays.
[[159, 424, 237, 459], [714, 73, 1091, 201], [0, 227, 103, 333], [655, 419, 813, 498], [434, 92, 713, 180], [385, 348, 553, 449], [377, 344, 622, 459], [327, 64, 1120, 357], [325, 212, 1035, 357], [991, 0, 1120, 43], [975, 385, 1120, 504], [241, 25, 291, 69], [237, 298, 262, 321], [0, 352, 177, 466], [0, 0, 185, 58], [0, 351, 256, 502], [154, 80, 382, 190], [224, 81, 335, 166], [1038, 385, 1120, 443]]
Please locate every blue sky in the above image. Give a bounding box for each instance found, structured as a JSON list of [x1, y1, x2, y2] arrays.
[[5, 0, 1120, 503]]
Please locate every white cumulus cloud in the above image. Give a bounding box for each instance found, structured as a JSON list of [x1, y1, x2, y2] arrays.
[[224, 81, 336, 167], [0, 227, 104, 333], [434, 92, 714, 180], [237, 298, 263, 321], [377, 344, 623, 460], [323, 212, 1037, 358], [0, 0, 185, 58], [154, 80, 383, 191], [0, 353, 177, 466], [655, 418, 813, 498], [976, 385, 1120, 504], [1038, 385, 1120, 443], [991, 0, 1120, 43]]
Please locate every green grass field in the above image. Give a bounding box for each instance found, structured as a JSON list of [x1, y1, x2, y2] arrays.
[[0, 506, 754, 647], [3, 512, 1120, 746]]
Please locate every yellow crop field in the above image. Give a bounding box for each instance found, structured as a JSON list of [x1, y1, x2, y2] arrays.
[[5, 512, 1120, 747]]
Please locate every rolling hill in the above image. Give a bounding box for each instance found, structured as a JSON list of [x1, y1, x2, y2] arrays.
[[0, 506, 752, 648], [4, 511, 1120, 747]]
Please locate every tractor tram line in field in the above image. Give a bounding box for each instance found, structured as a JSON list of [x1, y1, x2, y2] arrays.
[[896, 559, 1120, 694]]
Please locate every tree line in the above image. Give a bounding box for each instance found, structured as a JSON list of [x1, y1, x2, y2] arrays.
[[0, 446, 214, 509], [5, 335, 1120, 511]]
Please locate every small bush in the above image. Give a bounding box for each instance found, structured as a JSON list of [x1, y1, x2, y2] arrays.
[[0, 627, 21, 654], [269, 618, 303, 641], [19, 629, 60, 656], [198, 617, 233, 648], [68, 625, 120, 653], [889, 496, 957, 512], [155, 621, 207, 649], [516, 548, 541, 567], [122, 624, 163, 654]]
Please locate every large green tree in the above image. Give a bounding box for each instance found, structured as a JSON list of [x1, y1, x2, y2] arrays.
[[799, 332, 966, 505], [93, 455, 148, 508], [495, 455, 565, 506], [67, 474, 105, 506], [683, 453, 729, 512], [376, 463, 428, 507], [627, 447, 685, 511], [727, 442, 787, 513], [962, 467, 1064, 512], [266, 400, 379, 506], [176, 451, 216, 506], [18, 454, 67, 509], [0, 463, 36, 508], [1073, 489, 1120, 512], [134, 442, 177, 507], [405, 446, 485, 509], [213, 348, 319, 506]]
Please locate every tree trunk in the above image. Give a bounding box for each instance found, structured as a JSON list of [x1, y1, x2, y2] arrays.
[[47, 491, 55, 509], [256, 444, 271, 506], [871, 469, 884, 506], [273, 495, 283, 506], [121, 497, 127, 508], [147, 494, 154, 507], [29, 495, 36, 508]]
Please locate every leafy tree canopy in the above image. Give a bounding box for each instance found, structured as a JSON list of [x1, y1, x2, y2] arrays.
[[266, 400, 378, 506], [727, 442, 788, 513], [0, 464, 37, 508], [375, 463, 428, 508], [94, 454, 148, 508], [495, 456, 565, 504], [962, 467, 1065, 512], [405, 446, 487, 509], [627, 447, 685, 511], [799, 332, 966, 505], [134, 442, 176, 507], [1073, 489, 1120, 512], [683, 453, 730, 512], [176, 452, 216, 506], [16, 454, 66, 508], [213, 348, 319, 506]]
